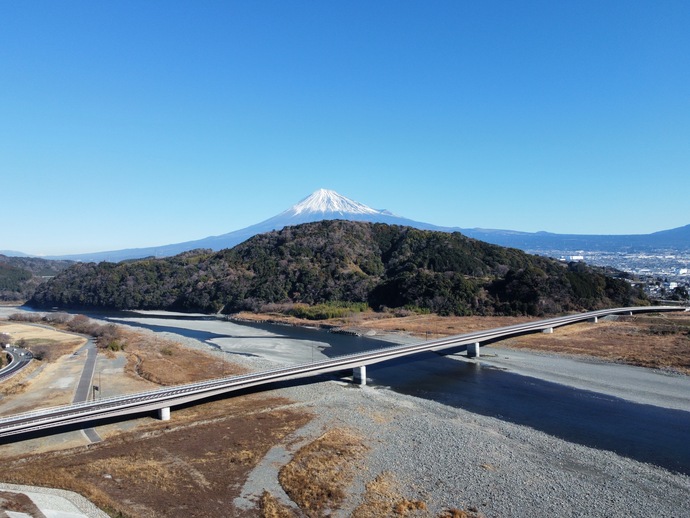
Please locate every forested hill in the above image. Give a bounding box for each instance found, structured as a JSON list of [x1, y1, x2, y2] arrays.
[[0, 255, 74, 302], [29, 221, 646, 316]]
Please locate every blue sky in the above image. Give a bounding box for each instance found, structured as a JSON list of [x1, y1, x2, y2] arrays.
[[2, 1, 689, 255]]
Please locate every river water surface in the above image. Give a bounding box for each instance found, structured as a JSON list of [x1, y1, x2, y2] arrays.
[[104, 311, 690, 476]]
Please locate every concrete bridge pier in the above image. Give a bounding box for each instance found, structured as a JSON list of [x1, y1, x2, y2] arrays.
[[157, 407, 171, 421], [353, 366, 367, 386], [589, 316, 598, 323], [467, 342, 481, 358], [543, 327, 554, 334]]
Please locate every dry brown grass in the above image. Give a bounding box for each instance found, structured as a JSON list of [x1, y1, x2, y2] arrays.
[[1, 319, 247, 387], [1, 395, 312, 518], [88, 455, 183, 491], [503, 313, 690, 373], [0, 360, 41, 397], [393, 500, 428, 516], [260, 491, 300, 518], [279, 428, 368, 517], [233, 310, 530, 340], [118, 328, 249, 385], [28, 338, 85, 362], [0, 380, 29, 397], [352, 472, 428, 518], [351, 472, 398, 518], [0, 461, 121, 517], [0, 322, 86, 357], [234, 310, 556, 347]]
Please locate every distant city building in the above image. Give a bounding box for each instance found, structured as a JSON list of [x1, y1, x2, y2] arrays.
[[531, 246, 689, 301]]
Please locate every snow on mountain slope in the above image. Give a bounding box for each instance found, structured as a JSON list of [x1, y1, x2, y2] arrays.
[[286, 189, 384, 217]]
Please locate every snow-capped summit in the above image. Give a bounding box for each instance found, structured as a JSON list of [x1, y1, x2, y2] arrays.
[[284, 189, 385, 217]]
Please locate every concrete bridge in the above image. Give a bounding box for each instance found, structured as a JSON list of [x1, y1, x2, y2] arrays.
[[0, 306, 686, 440]]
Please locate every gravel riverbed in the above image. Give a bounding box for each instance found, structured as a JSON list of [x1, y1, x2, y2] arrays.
[[160, 329, 690, 518], [3, 308, 688, 516]]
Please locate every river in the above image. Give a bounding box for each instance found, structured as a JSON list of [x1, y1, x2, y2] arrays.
[[100, 311, 690, 476]]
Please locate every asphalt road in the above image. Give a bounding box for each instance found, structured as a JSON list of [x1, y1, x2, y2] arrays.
[[71, 339, 102, 443], [0, 347, 33, 382]]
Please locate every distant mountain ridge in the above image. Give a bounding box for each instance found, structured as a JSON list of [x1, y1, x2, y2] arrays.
[[10, 188, 689, 262], [0, 250, 31, 258], [464, 224, 690, 252], [41, 189, 459, 262]]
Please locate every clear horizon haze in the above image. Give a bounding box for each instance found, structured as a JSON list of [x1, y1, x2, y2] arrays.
[[2, 1, 689, 255]]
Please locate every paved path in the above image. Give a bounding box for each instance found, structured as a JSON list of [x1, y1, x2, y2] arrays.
[[72, 340, 102, 443], [72, 340, 97, 402], [0, 482, 108, 518]]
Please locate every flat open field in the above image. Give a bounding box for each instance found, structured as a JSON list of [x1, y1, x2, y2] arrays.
[[0, 322, 86, 412], [0, 322, 86, 359]]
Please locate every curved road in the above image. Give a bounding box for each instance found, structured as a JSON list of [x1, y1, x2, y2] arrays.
[[0, 305, 686, 440], [0, 347, 33, 382]]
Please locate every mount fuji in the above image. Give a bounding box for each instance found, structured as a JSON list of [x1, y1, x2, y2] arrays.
[[47, 189, 456, 262], [40, 188, 689, 262]]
